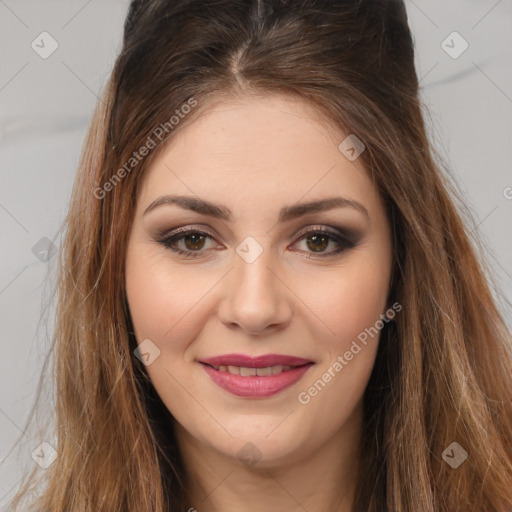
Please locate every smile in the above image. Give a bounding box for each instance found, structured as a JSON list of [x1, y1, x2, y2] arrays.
[[198, 353, 314, 398], [207, 364, 294, 376]]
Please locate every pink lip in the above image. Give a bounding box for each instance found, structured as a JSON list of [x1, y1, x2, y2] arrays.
[[199, 353, 312, 368], [198, 353, 314, 398]]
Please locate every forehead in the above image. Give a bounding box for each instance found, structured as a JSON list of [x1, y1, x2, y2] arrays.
[[136, 94, 380, 218]]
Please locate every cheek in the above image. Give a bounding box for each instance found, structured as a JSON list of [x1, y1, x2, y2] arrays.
[[126, 242, 391, 353], [293, 257, 391, 435], [125, 245, 208, 354], [304, 255, 392, 353]]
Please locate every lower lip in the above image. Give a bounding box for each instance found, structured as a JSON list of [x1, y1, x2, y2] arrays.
[[201, 363, 313, 398]]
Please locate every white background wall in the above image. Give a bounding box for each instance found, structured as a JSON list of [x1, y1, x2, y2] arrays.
[[1, 0, 511, 505]]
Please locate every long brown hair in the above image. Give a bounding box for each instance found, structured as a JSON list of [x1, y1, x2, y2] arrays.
[[8, 0, 512, 510]]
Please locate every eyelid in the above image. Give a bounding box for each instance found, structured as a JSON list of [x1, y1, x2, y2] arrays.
[[155, 223, 359, 244], [155, 223, 362, 260], [292, 224, 360, 245], [156, 224, 217, 239]]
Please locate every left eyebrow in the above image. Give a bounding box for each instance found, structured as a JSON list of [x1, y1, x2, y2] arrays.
[[143, 194, 369, 222]]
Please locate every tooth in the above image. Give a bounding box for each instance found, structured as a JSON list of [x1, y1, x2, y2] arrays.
[[283, 365, 292, 371], [256, 366, 273, 376], [271, 365, 284, 375], [240, 367, 257, 376], [219, 365, 227, 372], [227, 365, 240, 375]]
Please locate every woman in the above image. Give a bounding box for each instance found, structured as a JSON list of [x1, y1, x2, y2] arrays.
[[8, 0, 512, 511]]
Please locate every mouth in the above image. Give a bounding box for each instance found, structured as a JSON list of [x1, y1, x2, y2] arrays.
[[198, 353, 314, 398], [203, 364, 300, 376]]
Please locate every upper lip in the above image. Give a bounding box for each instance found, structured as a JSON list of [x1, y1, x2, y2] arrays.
[[198, 353, 313, 368]]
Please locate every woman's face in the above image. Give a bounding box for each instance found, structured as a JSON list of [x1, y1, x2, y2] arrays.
[[125, 93, 393, 468]]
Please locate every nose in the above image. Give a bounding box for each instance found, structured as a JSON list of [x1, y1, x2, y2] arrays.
[[217, 245, 292, 336]]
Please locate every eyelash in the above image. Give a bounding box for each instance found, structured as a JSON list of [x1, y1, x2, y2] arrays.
[[156, 226, 357, 259]]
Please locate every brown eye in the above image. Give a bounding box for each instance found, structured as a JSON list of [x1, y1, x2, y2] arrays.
[[182, 233, 207, 251], [292, 228, 355, 257], [305, 233, 330, 252], [158, 229, 217, 258], [157, 226, 358, 259]]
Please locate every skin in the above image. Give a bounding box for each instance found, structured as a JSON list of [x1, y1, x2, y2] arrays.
[[125, 93, 393, 512]]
